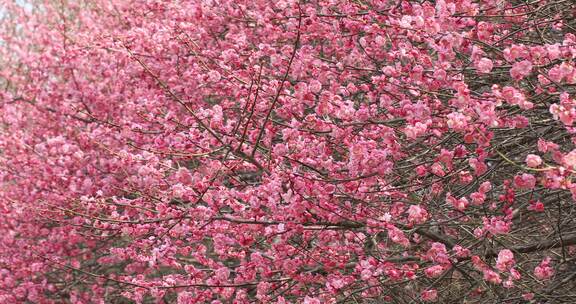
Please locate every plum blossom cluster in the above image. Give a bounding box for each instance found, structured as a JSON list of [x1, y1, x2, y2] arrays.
[[2, 0, 576, 303]]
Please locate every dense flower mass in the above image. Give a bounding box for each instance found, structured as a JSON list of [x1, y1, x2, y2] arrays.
[[1, 0, 576, 303]]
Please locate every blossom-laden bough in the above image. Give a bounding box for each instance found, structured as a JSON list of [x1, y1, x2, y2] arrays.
[[1, 0, 576, 303]]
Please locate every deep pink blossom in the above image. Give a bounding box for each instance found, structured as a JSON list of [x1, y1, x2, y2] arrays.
[[564, 149, 576, 169], [0, 1, 573, 302], [421, 289, 438, 302], [514, 174, 537, 189], [476, 58, 493, 73], [407, 205, 428, 225], [496, 249, 515, 272], [526, 154, 542, 167], [483, 270, 502, 284], [425, 265, 445, 278], [528, 200, 545, 212], [534, 257, 554, 280], [510, 60, 533, 80], [452, 245, 471, 258], [446, 112, 470, 131]]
